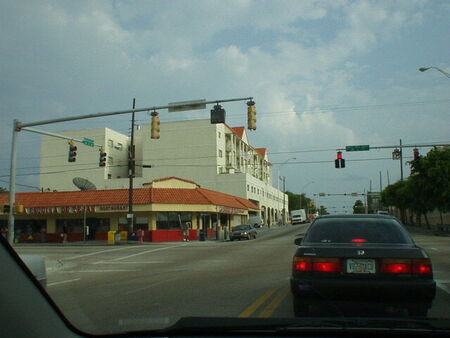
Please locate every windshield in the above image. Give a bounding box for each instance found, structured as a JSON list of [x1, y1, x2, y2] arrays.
[[304, 217, 414, 244], [1, 0, 449, 335]]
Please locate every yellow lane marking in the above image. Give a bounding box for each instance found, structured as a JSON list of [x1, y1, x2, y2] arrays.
[[239, 288, 278, 318], [258, 289, 290, 318]]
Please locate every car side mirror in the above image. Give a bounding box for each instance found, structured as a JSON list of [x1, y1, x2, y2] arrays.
[[294, 237, 303, 246]]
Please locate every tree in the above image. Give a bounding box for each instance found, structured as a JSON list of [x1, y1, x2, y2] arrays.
[[353, 200, 365, 214], [410, 147, 450, 226], [381, 180, 410, 224], [0, 187, 7, 193], [382, 147, 450, 228], [285, 191, 316, 214]]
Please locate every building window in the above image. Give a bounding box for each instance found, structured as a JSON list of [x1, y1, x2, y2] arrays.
[[108, 174, 112, 179], [247, 184, 249, 191], [218, 150, 223, 158], [156, 212, 192, 229], [108, 156, 113, 164], [107, 139, 113, 147], [218, 131, 221, 138], [115, 142, 123, 150]]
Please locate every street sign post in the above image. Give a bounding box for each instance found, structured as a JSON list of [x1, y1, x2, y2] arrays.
[[345, 145, 370, 152]]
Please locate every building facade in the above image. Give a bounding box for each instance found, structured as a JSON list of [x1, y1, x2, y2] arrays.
[[1, 177, 259, 242], [40, 120, 288, 225]]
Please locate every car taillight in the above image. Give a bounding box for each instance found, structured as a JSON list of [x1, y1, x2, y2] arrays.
[[293, 257, 341, 272], [351, 238, 367, 243], [293, 257, 312, 271], [381, 259, 432, 275], [381, 263, 411, 274], [412, 259, 433, 274]]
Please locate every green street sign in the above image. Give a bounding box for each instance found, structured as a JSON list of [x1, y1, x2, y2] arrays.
[[82, 138, 95, 147], [345, 145, 370, 152]]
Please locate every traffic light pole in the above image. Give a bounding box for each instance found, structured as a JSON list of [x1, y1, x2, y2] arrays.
[[6, 96, 253, 245]]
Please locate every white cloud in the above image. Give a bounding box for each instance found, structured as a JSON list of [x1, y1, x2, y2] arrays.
[[0, 0, 447, 197]]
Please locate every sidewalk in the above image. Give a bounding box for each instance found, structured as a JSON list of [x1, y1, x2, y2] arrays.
[[404, 224, 450, 237]]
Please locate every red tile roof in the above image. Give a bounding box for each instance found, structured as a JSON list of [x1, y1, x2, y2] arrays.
[[255, 148, 267, 157], [0, 182, 259, 211], [150, 188, 210, 205], [231, 126, 245, 138], [0, 189, 150, 207], [198, 188, 258, 210]]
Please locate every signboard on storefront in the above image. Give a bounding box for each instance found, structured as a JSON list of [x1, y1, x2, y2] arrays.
[[24, 204, 128, 215], [218, 206, 245, 214], [25, 205, 96, 215], [98, 205, 128, 211]]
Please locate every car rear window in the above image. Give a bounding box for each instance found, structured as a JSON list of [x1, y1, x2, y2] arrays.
[[304, 217, 413, 244], [233, 225, 250, 230]]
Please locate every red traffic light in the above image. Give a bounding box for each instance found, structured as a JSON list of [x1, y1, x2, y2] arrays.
[[337, 151, 343, 159], [413, 148, 419, 159]]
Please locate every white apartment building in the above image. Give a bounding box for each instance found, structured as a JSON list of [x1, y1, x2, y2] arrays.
[[40, 119, 288, 225]]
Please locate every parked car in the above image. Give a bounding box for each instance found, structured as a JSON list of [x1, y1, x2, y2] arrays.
[[230, 224, 257, 240], [291, 214, 436, 317]]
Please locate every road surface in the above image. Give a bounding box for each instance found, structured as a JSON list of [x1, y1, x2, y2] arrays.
[[15, 225, 450, 334]]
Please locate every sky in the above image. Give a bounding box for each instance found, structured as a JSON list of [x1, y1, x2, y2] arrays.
[[0, 0, 449, 213]]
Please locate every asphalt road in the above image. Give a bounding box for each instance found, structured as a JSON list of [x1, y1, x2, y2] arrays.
[[14, 225, 450, 335]]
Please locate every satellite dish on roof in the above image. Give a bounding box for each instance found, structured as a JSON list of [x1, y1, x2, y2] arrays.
[[72, 177, 97, 191]]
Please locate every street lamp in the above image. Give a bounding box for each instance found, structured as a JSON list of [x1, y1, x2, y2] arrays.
[[419, 66, 450, 78], [276, 157, 296, 225], [277, 157, 296, 190]]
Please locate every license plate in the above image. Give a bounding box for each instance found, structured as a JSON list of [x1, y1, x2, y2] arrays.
[[346, 259, 376, 274]]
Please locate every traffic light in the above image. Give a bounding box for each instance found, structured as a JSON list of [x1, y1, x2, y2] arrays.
[[99, 148, 107, 167], [210, 104, 226, 124], [68, 141, 77, 162], [247, 100, 256, 130], [413, 148, 420, 159], [151, 111, 160, 139], [335, 151, 345, 168], [392, 148, 401, 160]]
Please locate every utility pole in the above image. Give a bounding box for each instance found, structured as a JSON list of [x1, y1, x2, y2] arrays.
[[387, 170, 390, 185], [399, 139, 404, 181], [7, 120, 19, 245], [128, 98, 136, 237], [379, 171, 382, 192], [283, 176, 286, 224]]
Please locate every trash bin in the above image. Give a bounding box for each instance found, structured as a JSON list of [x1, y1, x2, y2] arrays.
[[199, 229, 205, 241], [108, 231, 116, 245], [114, 231, 121, 244]]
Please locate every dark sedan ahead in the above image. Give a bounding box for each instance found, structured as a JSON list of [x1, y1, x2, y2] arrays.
[[230, 224, 257, 241], [291, 214, 436, 317]]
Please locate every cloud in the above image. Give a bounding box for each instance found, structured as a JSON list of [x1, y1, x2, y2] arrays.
[[0, 0, 447, 197]]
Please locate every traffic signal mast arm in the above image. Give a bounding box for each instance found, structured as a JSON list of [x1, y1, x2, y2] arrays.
[[20, 127, 104, 148], [336, 142, 450, 151]]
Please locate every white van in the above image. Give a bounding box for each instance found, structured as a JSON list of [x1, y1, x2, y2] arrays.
[[249, 215, 264, 228]]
